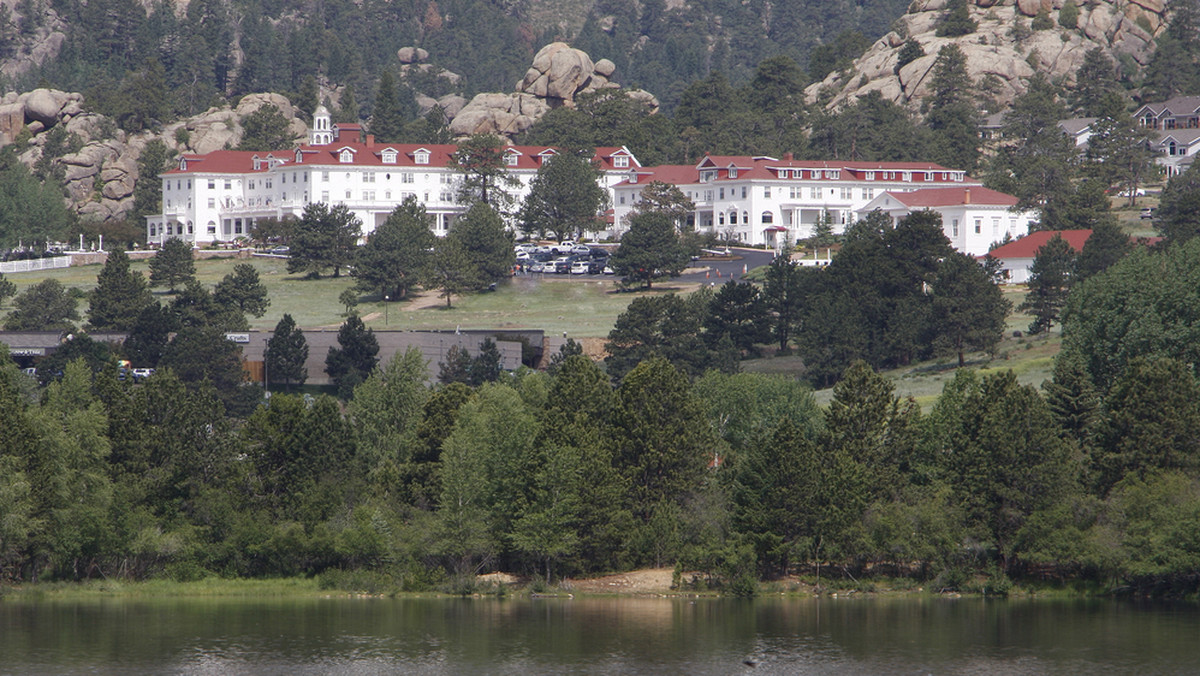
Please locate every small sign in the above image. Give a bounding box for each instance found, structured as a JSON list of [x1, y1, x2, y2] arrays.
[[10, 348, 45, 356], [225, 333, 251, 343]]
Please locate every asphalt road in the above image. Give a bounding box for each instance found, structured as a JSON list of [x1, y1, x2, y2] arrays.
[[679, 247, 776, 283]]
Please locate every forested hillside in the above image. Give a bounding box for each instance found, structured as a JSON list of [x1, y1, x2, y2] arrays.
[[3, 0, 909, 116]]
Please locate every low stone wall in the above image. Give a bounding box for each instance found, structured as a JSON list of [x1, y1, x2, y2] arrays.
[[67, 248, 251, 267]]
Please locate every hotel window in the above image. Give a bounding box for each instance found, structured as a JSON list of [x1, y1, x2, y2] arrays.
[[762, 211, 773, 224], [902, 172, 911, 182], [364, 172, 375, 183], [829, 171, 839, 179], [224, 180, 231, 189], [322, 171, 330, 181], [865, 171, 875, 180], [729, 169, 738, 179], [282, 192, 287, 201], [840, 187, 852, 199], [383, 150, 398, 164], [718, 213, 725, 225], [402, 173, 414, 183], [321, 191, 329, 202], [741, 186, 747, 198], [187, 180, 192, 189], [789, 187, 801, 199], [364, 191, 375, 200], [248, 180, 255, 189], [812, 170, 822, 179], [729, 211, 738, 224], [207, 180, 215, 189], [505, 154, 518, 166], [974, 219, 982, 234], [207, 198, 215, 208], [952, 219, 959, 237], [619, 194, 625, 205], [614, 155, 629, 168], [810, 187, 820, 199], [340, 150, 353, 163], [992, 218, 1000, 236], [149, 225, 156, 236], [704, 190, 714, 201], [346, 190, 352, 199], [385, 191, 391, 199], [865, 188, 874, 199], [415, 151, 429, 164], [764, 187, 771, 198], [925, 172, 934, 181]]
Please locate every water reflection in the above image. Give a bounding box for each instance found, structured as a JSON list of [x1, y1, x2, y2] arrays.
[[1, 596, 1198, 675]]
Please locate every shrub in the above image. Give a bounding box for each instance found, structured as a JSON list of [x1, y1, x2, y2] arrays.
[[1059, 0, 1079, 28]]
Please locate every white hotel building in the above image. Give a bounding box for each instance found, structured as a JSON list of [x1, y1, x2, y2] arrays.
[[146, 105, 640, 246], [610, 155, 1036, 255]]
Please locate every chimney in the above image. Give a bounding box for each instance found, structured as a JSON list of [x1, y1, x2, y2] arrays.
[[964, 188, 971, 205], [366, 134, 375, 147], [782, 152, 793, 161]]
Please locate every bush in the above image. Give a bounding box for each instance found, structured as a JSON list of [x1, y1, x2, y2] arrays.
[[317, 568, 396, 594], [1058, 0, 1079, 28], [1032, 9, 1054, 30]]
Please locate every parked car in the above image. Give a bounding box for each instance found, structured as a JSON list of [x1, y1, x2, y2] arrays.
[[570, 244, 592, 255], [131, 368, 155, 381], [1141, 207, 1156, 219], [552, 257, 576, 273], [589, 247, 610, 259], [587, 259, 607, 274], [269, 245, 290, 255], [570, 260, 589, 275], [515, 243, 537, 253], [603, 265, 615, 275], [530, 260, 549, 273]]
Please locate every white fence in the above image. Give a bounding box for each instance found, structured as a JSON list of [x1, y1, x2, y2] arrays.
[[0, 256, 72, 274]]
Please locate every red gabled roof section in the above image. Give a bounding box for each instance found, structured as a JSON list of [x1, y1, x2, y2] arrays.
[[887, 186, 1018, 208], [613, 164, 698, 188], [985, 230, 1093, 259], [163, 150, 271, 175]]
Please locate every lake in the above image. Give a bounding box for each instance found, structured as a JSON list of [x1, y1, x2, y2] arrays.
[[1, 594, 1198, 674]]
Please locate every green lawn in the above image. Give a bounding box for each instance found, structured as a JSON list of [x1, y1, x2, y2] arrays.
[[1, 256, 668, 337]]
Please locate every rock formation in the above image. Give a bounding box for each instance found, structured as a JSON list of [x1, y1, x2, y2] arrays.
[[806, 0, 1164, 112], [449, 42, 659, 138], [0, 90, 312, 226]]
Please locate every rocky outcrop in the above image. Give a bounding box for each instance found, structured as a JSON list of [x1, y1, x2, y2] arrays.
[[806, 0, 1164, 112], [449, 42, 659, 139], [1, 90, 313, 227]]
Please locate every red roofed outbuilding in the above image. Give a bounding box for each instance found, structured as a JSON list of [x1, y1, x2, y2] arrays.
[[982, 229, 1092, 284]]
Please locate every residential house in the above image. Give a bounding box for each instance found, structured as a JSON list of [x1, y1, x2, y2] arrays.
[[1134, 96, 1200, 176]]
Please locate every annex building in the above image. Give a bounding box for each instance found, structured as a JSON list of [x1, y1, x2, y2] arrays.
[[610, 155, 1035, 255], [146, 105, 639, 246]]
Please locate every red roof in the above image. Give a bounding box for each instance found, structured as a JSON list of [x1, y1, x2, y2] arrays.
[[165, 142, 632, 175], [886, 186, 1018, 208], [985, 230, 1093, 259]]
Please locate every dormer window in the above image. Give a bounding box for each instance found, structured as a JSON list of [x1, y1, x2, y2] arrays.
[[180, 159, 188, 171], [813, 170, 822, 179], [829, 170, 840, 179], [728, 168, 738, 179], [294, 150, 304, 163], [865, 171, 875, 180], [614, 155, 629, 168], [505, 153, 519, 167], [701, 170, 716, 182], [413, 150, 429, 165], [252, 155, 261, 171], [383, 149, 399, 164], [902, 171, 912, 182], [792, 169, 802, 179], [340, 149, 354, 163]]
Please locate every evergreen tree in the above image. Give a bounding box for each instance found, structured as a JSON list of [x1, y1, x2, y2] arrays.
[[1069, 48, 1123, 117], [1144, 0, 1200, 101], [265, 313, 308, 390], [936, 0, 977, 37], [609, 211, 690, 289], [3, 279, 78, 331], [325, 313, 379, 399], [449, 202, 514, 288], [930, 252, 1010, 366], [0, 271, 16, 307], [703, 280, 770, 356], [1085, 113, 1157, 206], [1074, 219, 1132, 281], [763, 253, 803, 351], [87, 249, 153, 331], [1095, 356, 1200, 494], [148, 237, 196, 293], [895, 38, 925, 74], [169, 278, 247, 331], [122, 302, 176, 368], [287, 202, 361, 278], [924, 45, 979, 171], [368, 69, 405, 142], [451, 133, 519, 212], [988, 73, 1078, 211], [468, 337, 503, 386], [1043, 350, 1100, 452], [427, 236, 478, 308], [518, 151, 608, 241], [438, 344, 473, 384], [133, 140, 172, 222], [1155, 161, 1200, 244], [236, 104, 295, 151], [353, 197, 436, 300], [294, 75, 319, 119], [604, 293, 711, 380], [213, 263, 270, 317], [336, 84, 359, 123], [1018, 234, 1076, 334]]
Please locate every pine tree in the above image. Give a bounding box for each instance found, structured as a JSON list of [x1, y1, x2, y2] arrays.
[[1075, 219, 1132, 281], [266, 313, 308, 390], [368, 69, 405, 142], [213, 263, 270, 317], [3, 279, 78, 331], [353, 196, 436, 300], [609, 211, 690, 289], [88, 249, 153, 331], [325, 313, 379, 398], [936, 0, 977, 37], [924, 45, 979, 171], [447, 202, 514, 288], [930, 252, 1010, 366], [1018, 234, 1076, 334], [148, 237, 196, 293], [518, 151, 608, 241]]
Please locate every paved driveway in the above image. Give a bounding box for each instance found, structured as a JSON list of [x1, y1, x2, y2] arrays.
[[679, 248, 776, 283]]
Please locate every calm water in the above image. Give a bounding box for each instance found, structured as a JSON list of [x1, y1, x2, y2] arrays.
[[1, 595, 1198, 675]]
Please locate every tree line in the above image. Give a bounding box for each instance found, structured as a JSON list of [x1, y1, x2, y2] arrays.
[[4, 235, 1200, 594]]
